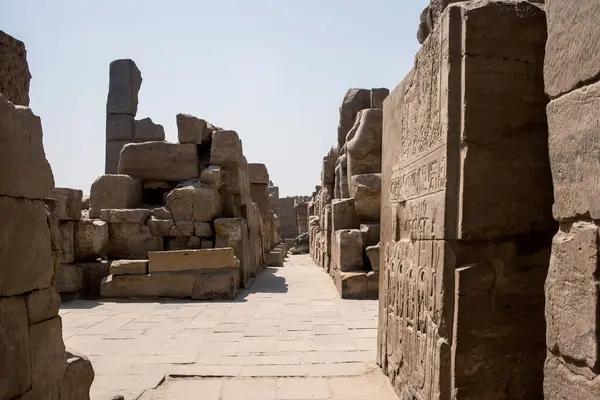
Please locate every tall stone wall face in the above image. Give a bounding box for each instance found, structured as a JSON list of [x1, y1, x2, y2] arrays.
[[378, 1, 553, 398], [544, 1, 600, 397], [0, 36, 93, 396], [278, 197, 298, 239]]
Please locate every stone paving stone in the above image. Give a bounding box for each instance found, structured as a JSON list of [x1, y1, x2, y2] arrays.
[[60, 254, 397, 400]]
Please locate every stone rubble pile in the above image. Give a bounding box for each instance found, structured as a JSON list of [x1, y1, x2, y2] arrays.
[[307, 87, 388, 299], [0, 29, 94, 400], [53, 59, 287, 301]]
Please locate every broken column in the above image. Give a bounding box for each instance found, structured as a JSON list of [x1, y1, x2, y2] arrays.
[[0, 30, 93, 399], [378, 1, 553, 398], [543, 1, 600, 397]]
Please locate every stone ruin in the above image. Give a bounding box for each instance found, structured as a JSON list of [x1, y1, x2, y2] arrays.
[[51, 59, 290, 301], [307, 87, 388, 299], [0, 30, 94, 399]]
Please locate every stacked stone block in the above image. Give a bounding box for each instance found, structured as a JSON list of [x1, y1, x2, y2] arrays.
[[543, 1, 600, 398], [105, 59, 165, 174], [0, 31, 93, 399], [377, 1, 554, 398]]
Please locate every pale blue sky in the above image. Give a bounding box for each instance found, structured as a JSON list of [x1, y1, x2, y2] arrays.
[[2, 0, 426, 196]]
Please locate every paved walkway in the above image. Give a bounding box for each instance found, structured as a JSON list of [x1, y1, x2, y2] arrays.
[[60, 254, 397, 400]]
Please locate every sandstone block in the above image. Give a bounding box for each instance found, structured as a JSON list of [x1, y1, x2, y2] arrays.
[[108, 223, 163, 259], [336, 271, 368, 299], [148, 248, 237, 273], [77, 261, 111, 298], [106, 113, 134, 140], [151, 206, 172, 219], [59, 221, 75, 264], [166, 183, 221, 222], [0, 31, 31, 106], [248, 163, 269, 184], [169, 221, 194, 237], [187, 236, 203, 249], [26, 288, 61, 325], [48, 188, 83, 220], [346, 109, 383, 176], [135, 117, 165, 141], [90, 174, 142, 218], [195, 222, 213, 237], [544, 354, 600, 399], [118, 142, 199, 181], [101, 273, 194, 298], [56, 264, 83, 293], [176, 113, 212, 144], [349, 173, 381, 222], [365, 244, 380, 272], [334, 229, 363, 272], [74, 219, 109, 261], [105, 140, 129, 174], [214, 217, 252, 285], [26, 317, 66, 399], [360, 223, 380, 247], [337, 88, 371, 148], [59, 349, 95, 400], [370, 88, 389, 109], [265, 250, 284, 267], [110, 259, 148, 276], [548, 80, 600, 221], [99, 208, 151, 224], [0, 94, 54, 199], [210, 130, 243, 166], [192, 268, 239, 300], [545, 0, 600, 98], [200, 165, 222, 189], [546, 222, 600, 369], [220, 164, 248, 196], [146, 218, 175, 236], [81, 196, 90, 210], [0, 296, 31, 399], [106, 59, 142, 115], [321, 148, 339, 186], [0, 196, 53, 296], [331, 198, 357, 232], [164, 237, 191, 251]]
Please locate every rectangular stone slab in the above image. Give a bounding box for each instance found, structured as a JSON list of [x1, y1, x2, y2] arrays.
[[148, 248, 236, 273], [118, 142, 199, 182]]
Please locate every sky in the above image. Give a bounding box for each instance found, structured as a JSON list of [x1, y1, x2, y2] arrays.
[[2, 0, 427, 197]]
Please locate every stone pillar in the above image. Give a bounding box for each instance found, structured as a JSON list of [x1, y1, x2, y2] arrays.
[[378, 1, 553, 399], [543, 1, 600, 397], [0, 31, 93, 399], [295, 201, 308, 234]]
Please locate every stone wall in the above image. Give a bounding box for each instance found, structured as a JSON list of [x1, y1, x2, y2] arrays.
[[0, 31, 93, 400], [278, 197, 298, 239], [377, 1, 554, 398], [543, 1, 600, 397]]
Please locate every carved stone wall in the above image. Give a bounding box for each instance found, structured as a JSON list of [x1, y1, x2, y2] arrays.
[[378, 1, 553, 398], [543, 1, 600, 397]]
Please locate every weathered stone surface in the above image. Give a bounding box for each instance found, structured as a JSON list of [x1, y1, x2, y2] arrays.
[[194, 222, 213, 237], [101, 273, 194, 298], [265, 250, 284, 267], [210, 130, 243, 166], [0, 30, 31, 106], [336, 271, 368, 299], [546, 222, 599, 369], [81, 196, 90, 210], [200, 165, 222, 189], [166, 183, 221, 222], [360, 223, 380, 247], [349, 173, 381, 222], [108, 223, 163, 259], [248, 163, 269, 184], [106, 59, 142, 115], [146, 218, 174, 236], [59, 221, 75, 264], [106, 113, 134, 140], [26, 288, 61, 324], [321, 148, 339, 186], [337, 88, 371, 148], [90, 174, 142, 218], [365, 244, 380, 272], [148, 248, 237, 273], [48, 188, 83, 221], [60, 349, 95, 400], [214, 218, 252, 284], [545, 0, 600, 98], [151, 206, 172, 219], [78, 261, 111, 298], [135, 117, 165, 141], [26, 317, 66, 399], [0, 94, 54, 199], [220, 163, 250, 197], [333, 229, 363, 272], [331, 198, 357, 233], [118, 142, 199, 182], [74, 219, 109, 261], [56, 264, 83, 293], [99, 208, 150, 224], [0, 296, 31, 399], [370, 88, 389, 109], [110, 259, 148, 276], [192, 268, 239, 300], [548, 80, 600, 221], [0, 196, 53, 296], [169, 221, 194, 237], [176, 113, 212, 144], [346, 109, 382, 177], [105, 140, 129, 175], [544, 354, 600, 399]]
